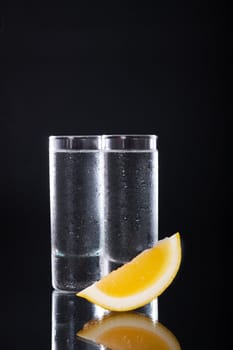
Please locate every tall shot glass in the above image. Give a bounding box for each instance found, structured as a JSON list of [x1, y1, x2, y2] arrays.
[[102, 135, 158, 271], [49, 136, 103, 291]]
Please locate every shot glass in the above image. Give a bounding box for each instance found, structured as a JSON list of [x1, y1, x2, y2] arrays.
[[102, 135, 158, 271], [49, 136, 103, 291]]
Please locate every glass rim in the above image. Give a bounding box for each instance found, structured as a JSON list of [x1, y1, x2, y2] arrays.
[[49, 135, 158, 151], [49, 135, 102, 139], [49, 134, 157, 138], [49, 135, 102, 151], [102, 134, 157, 151], [102, 134, 157, 138]]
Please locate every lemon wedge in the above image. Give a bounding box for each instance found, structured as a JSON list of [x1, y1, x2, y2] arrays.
[[77, 233, 181, 311], [77, 312, 181, 350]]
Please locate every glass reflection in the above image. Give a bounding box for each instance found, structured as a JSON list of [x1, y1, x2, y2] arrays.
[[51, 291, 108, 349], [51, 291, 158, 350]]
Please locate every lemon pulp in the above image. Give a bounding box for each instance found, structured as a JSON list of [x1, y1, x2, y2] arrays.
[[97, 238, 174, 296]]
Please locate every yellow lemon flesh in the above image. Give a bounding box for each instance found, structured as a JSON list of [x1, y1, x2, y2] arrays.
[[77, 232, 181, 311], [77, 312, 181, 350]]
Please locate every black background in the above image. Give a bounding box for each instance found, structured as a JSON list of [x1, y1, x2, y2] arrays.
[[0, 1, 231, 349]]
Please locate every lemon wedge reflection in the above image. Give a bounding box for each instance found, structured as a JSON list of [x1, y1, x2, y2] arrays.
[[77, 312, 181, 350]]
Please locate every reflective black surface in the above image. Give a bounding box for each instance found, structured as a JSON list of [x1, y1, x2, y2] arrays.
[[1, 286, 201, 349], [1, 1, 230, 348]]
